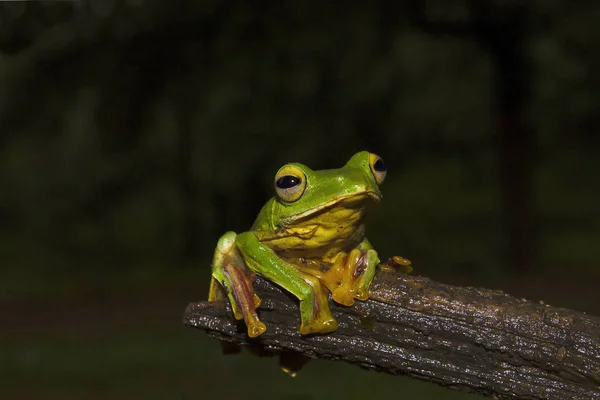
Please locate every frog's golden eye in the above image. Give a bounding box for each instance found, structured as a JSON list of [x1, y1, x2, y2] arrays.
[[274, 166, 306, 202], [369, 153, 387, 185]]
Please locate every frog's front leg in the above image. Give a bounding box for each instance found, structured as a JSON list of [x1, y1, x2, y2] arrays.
[[322, 238, 380, 306], [236, 231, 338, 335], [208, 231, 266, 338]]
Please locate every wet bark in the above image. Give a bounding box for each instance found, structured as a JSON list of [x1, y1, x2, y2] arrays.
[[184, 270, 600, 400]]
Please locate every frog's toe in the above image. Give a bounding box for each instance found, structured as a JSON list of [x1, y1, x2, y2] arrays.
[[247, 321, 267, 338], [393, 255, 411, 266], [332, 286, 355, 307], [320, 274, 342, 293], [380, 256, 413, 274], [320, 318, 338, 333], [299, 324, 311, 335], [354, 289, 370, 301], [300, 318, 338, 335], [279, 350, 311, 378], [232, 309, 244, 320], [253, 294, 262, 309]]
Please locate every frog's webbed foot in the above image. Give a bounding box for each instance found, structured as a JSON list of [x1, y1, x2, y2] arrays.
[[279, 350, 311, 377], [380, 255, 413, 274], [321, 248, 380, 307], [208, 232, 266, 338]]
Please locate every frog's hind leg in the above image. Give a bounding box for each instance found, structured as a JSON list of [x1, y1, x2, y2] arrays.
[[353, 248, 379, 301], [209, 231, 266, 338], [327, 249, 363, 306], [324, 240, 380, 306]]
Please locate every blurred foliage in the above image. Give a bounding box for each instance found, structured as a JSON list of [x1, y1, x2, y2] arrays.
[[1, 1, 600, 399], [2, 1, 599, 279]]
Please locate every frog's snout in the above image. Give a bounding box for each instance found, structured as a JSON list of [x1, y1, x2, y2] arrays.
[[351, 185, 382, 202], [367, 191, 382, 201]]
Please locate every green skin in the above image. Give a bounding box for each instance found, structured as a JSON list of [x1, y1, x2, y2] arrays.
[[208, 151, 385, 337]]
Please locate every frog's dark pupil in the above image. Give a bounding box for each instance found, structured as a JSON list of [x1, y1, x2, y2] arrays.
[[374, 158, 386, 172], [277, 175, 300, 189]]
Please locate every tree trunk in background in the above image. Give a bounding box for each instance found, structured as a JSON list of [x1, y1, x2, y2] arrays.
[[486, 5, 536, 272], [498, 114, 535, 272], [178, 109, 196, 266], [407, 1, 536, 272]]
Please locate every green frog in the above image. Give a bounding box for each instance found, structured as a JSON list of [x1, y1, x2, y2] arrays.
[[208, 151, 409, 338]]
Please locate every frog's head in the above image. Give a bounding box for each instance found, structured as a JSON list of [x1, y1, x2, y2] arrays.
[[271, 151, 386, 225]]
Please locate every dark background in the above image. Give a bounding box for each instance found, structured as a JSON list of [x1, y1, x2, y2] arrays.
[[2, 1, 599, 399]]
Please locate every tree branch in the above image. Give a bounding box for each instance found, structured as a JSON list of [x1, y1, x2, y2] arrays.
[[184, 270, 600, 400]]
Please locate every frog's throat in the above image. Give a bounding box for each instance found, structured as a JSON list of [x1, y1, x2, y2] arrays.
[[282, 190, 381, 222]]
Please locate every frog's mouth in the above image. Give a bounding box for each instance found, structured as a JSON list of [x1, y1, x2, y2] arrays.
[[288, 190, 381, 221]]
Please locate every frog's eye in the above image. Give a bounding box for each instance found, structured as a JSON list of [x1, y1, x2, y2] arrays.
[[369, 153, 387, 185], [274, 166, 307, 202]]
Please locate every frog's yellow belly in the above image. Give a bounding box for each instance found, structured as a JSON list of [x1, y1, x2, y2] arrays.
[[257, 204, 366, 263]]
